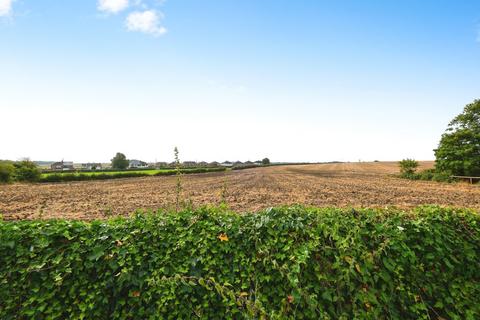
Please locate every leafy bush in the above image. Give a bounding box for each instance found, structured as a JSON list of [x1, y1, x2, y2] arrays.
[[0, 161, 15, 183], [398, 159, 419, 178], [13, 160, 41, 182], [1, 206, 479, 319], [417, 168, 435, 181], [433, 171, 453, 182]]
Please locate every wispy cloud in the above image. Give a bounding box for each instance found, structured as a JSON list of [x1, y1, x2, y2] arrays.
[[0, 0, 14, 16], [98, 0, 129, 14], [126, 10, 166, 36], [1, 1, 168, 37]]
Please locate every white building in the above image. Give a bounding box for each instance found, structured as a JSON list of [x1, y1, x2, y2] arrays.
[[129, 159, 148, 169]]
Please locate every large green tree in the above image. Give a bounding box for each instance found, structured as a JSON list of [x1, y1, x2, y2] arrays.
[[111, 153, 129, 170], [434, 99, 480, 176]]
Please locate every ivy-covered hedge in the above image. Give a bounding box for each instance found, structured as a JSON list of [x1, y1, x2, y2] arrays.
[[0, 206, 479, 319]]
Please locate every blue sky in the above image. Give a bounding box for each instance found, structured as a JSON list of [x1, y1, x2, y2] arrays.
[[1, 0, 479, 163]]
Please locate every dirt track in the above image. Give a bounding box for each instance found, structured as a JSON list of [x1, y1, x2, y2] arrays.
[[1, 162, 479, 220]]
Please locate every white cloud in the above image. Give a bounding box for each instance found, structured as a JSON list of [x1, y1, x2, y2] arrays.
[[126, 10, 167, 36], [0, 0, 14, 16], [98, 0, 129, 14]]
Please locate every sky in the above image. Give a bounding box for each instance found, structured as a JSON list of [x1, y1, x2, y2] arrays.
[[1, 0, 479, 163]]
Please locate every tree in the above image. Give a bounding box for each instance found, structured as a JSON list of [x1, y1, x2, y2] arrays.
[[435, 99, 480, 176], [262, 158, 270, 165], [111, 153, 129, 170], [14, 160, 41, 182], [398, 159, 419, 177]]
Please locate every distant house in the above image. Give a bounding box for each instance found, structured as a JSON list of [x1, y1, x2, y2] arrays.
[[129, 159, 148, 169], [182, 161, 197, 167], [81, 163, 102, 170], [209, 161, 220, 167], [156, 162, 169, 168], [51, 161, 74, 171], [220, 161, 233, 167], [198, 161, 209, 167]]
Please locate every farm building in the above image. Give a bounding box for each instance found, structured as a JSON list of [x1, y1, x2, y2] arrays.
[[129, 159, 148, 169], [81, 163, 102, 170], [51, 161, 74, 171]]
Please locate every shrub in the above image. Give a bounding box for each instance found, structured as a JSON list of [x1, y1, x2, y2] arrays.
[[13, 160, 41, 182], [399, 159, 419, 178], [0, 206, 479, 319], [0, 161, 15, 183], [433, 171, 453, 182], [417, 168, 435, 181]]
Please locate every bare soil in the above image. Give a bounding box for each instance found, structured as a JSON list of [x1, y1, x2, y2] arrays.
[[1, 162, 479, 220]]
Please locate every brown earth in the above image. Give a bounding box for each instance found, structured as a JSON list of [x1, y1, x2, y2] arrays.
[[1, 162, 479, 220]]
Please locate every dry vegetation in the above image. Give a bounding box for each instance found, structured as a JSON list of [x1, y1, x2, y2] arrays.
[[1, 161, 479, 220]]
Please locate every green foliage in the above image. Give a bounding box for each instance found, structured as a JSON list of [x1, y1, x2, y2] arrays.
[[0, 160, 42, 183], [1, 206, 479, 319], [0, 161, 15, 183], [262, 158, 270, 165], [435, 99, 480, 176], [111, 152, 129, 170], [398, 159, 419, 178], [38, 167, 226, 183], [13, 160, 41, 182], [417, 168, 434, 181], [432, 171, 453, 182], [400, 168, 454, 183]]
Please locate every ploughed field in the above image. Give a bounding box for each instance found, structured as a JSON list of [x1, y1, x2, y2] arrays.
[[1, 161, 479, 220]]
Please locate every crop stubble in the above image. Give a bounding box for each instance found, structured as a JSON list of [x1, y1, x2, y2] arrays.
[[0, 162, 479, 220]]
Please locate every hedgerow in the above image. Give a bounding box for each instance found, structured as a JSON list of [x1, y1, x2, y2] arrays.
[[39, 167, 227, 183], [0, 206, 479, 319]]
